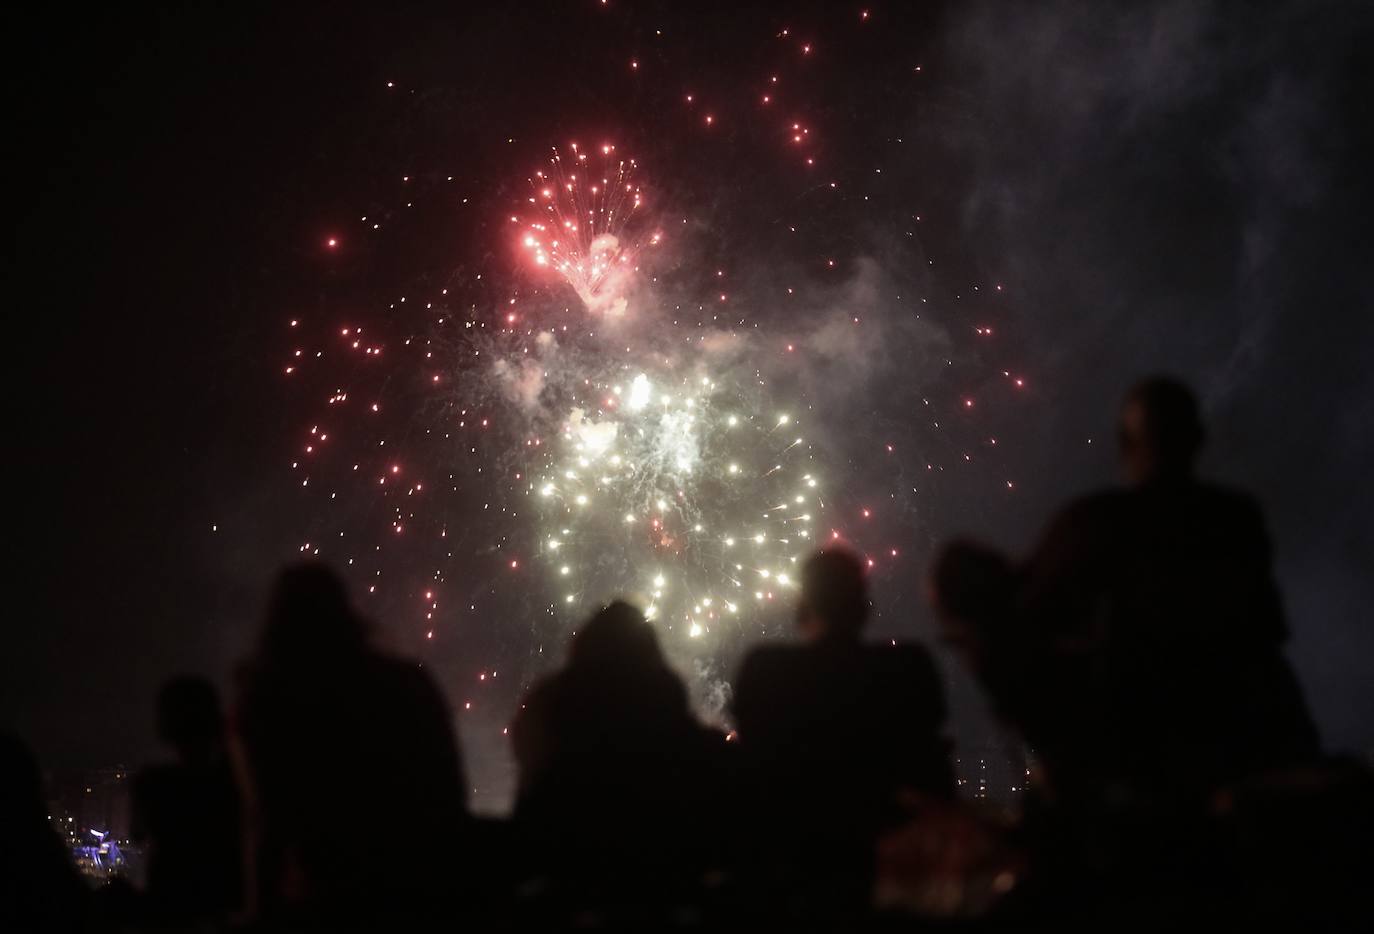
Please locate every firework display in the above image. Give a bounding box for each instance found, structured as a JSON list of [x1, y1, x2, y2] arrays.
[[282, 7, 1026, 767], [19, 0, 1369, 852]]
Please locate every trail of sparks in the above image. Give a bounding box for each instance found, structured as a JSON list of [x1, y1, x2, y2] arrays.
[[514, 144, 657, 316]]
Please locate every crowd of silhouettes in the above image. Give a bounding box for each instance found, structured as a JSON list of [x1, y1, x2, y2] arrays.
[[5, 377, 1372, 931]]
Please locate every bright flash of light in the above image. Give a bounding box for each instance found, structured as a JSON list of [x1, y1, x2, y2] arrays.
[[535, 367, 823, 649]]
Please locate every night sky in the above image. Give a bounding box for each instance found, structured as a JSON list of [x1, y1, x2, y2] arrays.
[[8, 2, 1372, 806]]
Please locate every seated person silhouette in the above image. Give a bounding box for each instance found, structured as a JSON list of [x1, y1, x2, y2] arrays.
[[131, 677, 242, 921], [510, 601, 729, 908], [233, 564, 470, 922], [732, 548, 954, 910], [933, 377, 1320, 808]]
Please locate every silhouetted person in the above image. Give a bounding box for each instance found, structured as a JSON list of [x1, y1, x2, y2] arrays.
[[0, 733, 87, 933], [234, 564, 469, 924], [934, 377, 1319, 808], [131, 677, 242, 922], [733, 548, 954, 915], [511, 601, 729, 912]]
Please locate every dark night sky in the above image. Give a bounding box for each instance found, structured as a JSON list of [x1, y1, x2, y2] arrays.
[[7, 2, 1372, 791]]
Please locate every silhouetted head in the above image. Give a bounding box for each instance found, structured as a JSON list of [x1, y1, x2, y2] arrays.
[[258, 563, 367, 664], [1119, 376, 1204, 485], [569, 600, 663, 671], [155, 677, 224, 762], [797, 548, 868, 642], [929, 540, 1014, 659]]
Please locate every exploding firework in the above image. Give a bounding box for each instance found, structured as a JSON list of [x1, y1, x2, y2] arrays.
[[504, 146, 822, 662], [533, 367, 821, 653], [514, 143, 658, 317]]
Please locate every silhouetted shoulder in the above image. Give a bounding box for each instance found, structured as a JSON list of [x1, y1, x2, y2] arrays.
[[1051, 488, 1133, 532], [732, 643, 802, 733], [733, 642, 810, 712], [734, 640, 946, 731], [1059, 483, 1263, 524], [1191, 481, 1260, 508], [390, 658, 468, 782], [511, 676, 561, 789], [864, 642, 946, 711], [1191, 482, 1270, 534], [1029, 489, 1133, 557], [869, 640, 941, 676], [735, 639, 939, 680], [735, 641, 801, 683], [1063, 488, 1133, 515]]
